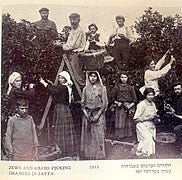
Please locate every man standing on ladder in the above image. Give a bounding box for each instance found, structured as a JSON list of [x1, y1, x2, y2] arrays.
[[39, 13, 86, 131], [56, 13, 86, 86]]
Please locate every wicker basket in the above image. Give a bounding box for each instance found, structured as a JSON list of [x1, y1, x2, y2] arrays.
[[156, 132, 176, 144], [38, 144, 62, 161]]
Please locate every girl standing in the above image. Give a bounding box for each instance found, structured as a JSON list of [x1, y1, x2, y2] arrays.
[[40, 71, 77, 157], [133, 88, 158, 158], [111, 72, 137, 140], [81, 71, 108, 160]]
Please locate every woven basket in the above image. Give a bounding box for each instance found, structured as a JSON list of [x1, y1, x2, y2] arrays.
[[38, 144, 62, 161], [156, 132, 176, 144]]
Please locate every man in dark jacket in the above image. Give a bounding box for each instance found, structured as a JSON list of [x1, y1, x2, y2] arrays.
[[32, 7, 58, 39]]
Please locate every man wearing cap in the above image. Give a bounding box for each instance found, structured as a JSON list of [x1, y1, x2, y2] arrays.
[[62, 13, 86, 86], [108, 15, 132, 70], [32, 7, 58, 39], [62, 13, 86, 52]]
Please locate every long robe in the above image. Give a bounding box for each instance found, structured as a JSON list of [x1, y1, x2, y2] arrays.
[[81, 71, 108, 159]]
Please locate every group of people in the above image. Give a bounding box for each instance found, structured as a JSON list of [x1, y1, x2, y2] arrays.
[[2, 7, 182, 161]]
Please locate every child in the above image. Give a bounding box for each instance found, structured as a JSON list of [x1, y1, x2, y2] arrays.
[[85, 23, 100, 50], [133, 88, 159, 158], [2, 72, 35, 160], [40, 71, 77, 157], [110, 72, 137, 140], [5, 99, 39, 161]]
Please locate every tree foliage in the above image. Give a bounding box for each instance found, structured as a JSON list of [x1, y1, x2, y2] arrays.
[[1, 8, 182, 123], [1, 13, 63, 123], [129, 7, 182, 89]]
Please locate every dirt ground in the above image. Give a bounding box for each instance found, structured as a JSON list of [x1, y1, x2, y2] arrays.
[[2, 113, 182, 161], [105, 140, 182, 160], [105, 124, 182, 160]]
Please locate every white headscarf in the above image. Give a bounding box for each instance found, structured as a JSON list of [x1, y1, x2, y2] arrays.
[[86, 71, 103, 87], [7, 72, 22, 95], [58, 71, 73, 103]]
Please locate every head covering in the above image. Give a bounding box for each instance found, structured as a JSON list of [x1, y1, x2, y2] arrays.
[[69, 13, 80, 19], [116, 15, 125, 22], [86, 71, 103, 87], [39, 7, 49, 13], [88, 23, 98, 31], [84, 71, 108, 111], [58, 71, 73, 103], [7, 72, 22, 95]]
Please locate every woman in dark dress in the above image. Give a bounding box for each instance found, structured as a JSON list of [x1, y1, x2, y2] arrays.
[[110, 72, 137, 140], [2, 72, 35, 159], [40, 71, 77, 157], [6, 72, 35, 116]]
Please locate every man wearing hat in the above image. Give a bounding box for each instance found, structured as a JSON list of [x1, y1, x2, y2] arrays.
[[61, 13, 86, 86], [108, 15, 132, 70], [32, 7, 58, 39]]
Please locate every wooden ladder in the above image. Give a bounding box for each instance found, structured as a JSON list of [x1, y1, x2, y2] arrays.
[[38, 53, 82, 131]]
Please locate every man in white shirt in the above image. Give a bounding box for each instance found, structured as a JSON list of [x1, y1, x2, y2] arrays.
[[61, 13, 86, 86], [107, 15, 132, 70]]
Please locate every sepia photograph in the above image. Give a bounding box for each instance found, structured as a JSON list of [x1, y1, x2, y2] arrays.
[[0, 0, 182, 179]]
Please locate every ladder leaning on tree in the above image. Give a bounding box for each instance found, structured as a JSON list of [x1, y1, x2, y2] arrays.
[[38, 53, 82, 131]]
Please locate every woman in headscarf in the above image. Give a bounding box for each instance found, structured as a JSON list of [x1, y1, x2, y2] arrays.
[[40, 71, 77, 157], [6, 72, 35, 116], [80, 71, 108, 160], [2, 72, 35, 159]]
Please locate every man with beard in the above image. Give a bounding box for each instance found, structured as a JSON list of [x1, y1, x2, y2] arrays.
[[166, 82, 182, 154], [172, 83, 182, 135], [32, 7, 58, 39]]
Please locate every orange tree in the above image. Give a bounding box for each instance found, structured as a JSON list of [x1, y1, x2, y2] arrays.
[[128, 7, 182, 93], [1, 13, 63, 124], [1, 8, 182, 123]]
